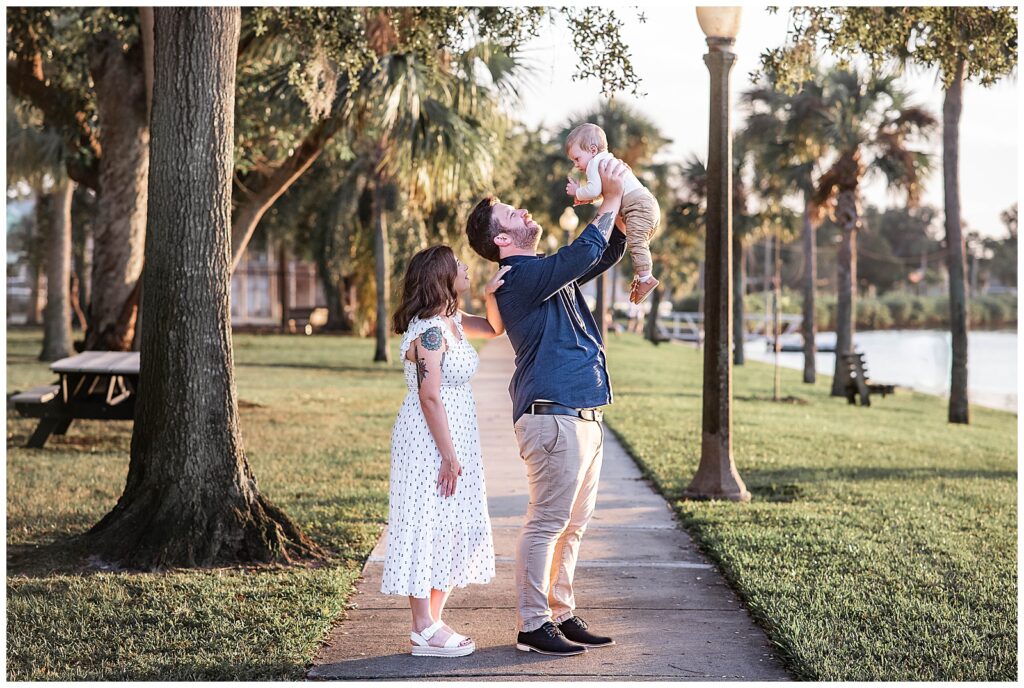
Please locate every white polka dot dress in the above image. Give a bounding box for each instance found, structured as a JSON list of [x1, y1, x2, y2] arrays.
[[380, 312, 495, 598]]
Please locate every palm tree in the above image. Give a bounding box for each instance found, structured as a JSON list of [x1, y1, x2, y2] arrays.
[[346, 43, 523, 361], [8, 8, 150, 352], [742, 72, 831, 381], [813, 69, 936, 396], [676, 142, 757, 364], [7, 98, 75, 360]]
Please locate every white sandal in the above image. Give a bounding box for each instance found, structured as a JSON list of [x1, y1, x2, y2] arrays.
[[410, 620, 475, 657]]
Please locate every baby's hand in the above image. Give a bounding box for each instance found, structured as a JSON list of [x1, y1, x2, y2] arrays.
[[565, 176, 579, 197]]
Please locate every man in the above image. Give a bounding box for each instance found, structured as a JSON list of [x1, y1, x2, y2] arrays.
[[465, 158, 629, 656]]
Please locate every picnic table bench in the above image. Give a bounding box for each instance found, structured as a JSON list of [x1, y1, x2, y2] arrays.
[[9, 351, 139, 448], [841, 352, 896, 407]]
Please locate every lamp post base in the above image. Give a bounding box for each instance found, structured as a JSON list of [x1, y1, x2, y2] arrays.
[[683, 432, 751, 502]]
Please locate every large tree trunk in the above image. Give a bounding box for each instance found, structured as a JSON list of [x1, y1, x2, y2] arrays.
[[312, 210, 354, 332], [644, 284, 663, 345], [732, 232, 745, 365], [277, 240, 290, 330], [71, 182, 95, 333], [801, 191, 817, 384], [82, 7, 322, 571], [70, 271, 88, 331], [27, 197, 46, 326], [321, 277, 351, 332], [27, 261, 45, 326], [372, 170, 391, 362], [317, 265, 354, 333], [944, 57, 970, 424], [40, 180, 74, 361], [83, 34, 150, 352], [830, 189, 859, 397]]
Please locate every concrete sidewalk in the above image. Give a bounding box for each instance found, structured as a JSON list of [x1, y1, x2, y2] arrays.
[[308, 336, 790, 681]]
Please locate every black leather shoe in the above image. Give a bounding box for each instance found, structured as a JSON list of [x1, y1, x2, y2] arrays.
[[516, 621, 587, 656], [557, 616, 615, 647]]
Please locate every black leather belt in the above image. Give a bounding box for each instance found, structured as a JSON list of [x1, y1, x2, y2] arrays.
[[528, 401, 603, 422]]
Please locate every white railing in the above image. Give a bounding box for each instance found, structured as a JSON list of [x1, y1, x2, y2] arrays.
[[653, 311, 803, 343]]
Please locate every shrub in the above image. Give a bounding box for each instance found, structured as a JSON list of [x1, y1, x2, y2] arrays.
[[882, 293, 913, 328], [906, 296, 936, 328], [856, 298, 894, 330], [675, 291, 701, 312]]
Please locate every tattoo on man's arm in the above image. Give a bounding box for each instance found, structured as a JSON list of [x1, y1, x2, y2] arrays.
[[595, 211, 615, 240]]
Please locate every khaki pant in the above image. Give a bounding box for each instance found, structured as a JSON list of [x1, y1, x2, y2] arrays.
[[512, 413, 604, 632], [620, 187, 661, 276]]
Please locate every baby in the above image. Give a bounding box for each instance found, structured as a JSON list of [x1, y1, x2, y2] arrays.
[[564, 122, 662, 304]]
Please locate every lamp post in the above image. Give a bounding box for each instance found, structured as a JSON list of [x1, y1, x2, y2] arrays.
[[559, 207, 579, 247], [684, 7, 750, 502]]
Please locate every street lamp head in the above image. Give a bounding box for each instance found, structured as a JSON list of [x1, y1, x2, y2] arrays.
[[559, 207, 580, 233], [696, 7, 742, 47]]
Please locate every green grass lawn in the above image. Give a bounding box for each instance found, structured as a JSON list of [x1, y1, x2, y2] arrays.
[[603, 333, 1017, 681], [7, 327, 1017, 680], [6, 328, 409, 680]]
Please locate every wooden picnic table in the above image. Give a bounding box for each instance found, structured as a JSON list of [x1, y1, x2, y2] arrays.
[[10, 351, 140, 448]]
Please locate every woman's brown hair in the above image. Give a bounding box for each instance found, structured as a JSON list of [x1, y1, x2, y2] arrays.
[[392, 245, 459, 334]]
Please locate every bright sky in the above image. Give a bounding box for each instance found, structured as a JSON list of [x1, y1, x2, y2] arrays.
[[510, 5, 1019, 239]]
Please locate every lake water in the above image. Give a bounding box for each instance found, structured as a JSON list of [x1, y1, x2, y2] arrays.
[[743, 330, 1018, 413]]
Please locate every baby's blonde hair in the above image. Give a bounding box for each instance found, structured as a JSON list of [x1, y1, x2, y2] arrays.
[[565, 123, 608, 155]]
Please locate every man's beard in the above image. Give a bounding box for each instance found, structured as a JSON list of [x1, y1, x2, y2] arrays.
[[509, 223, 542, 251]]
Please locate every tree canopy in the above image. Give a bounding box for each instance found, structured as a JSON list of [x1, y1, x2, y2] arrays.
[[759, 6, 1017, 92]]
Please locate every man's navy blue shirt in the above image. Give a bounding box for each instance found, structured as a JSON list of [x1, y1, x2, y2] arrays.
[[495, 223, 627, 423]]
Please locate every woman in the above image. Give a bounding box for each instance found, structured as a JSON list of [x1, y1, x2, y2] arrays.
[[382, 245, 510, 657]]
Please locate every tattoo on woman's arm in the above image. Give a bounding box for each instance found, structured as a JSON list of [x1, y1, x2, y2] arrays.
[[420, 327, 443, 351], [416, 357, 428, 389], [416, 353, 445, 390], [415, 327, 445, 390], [595, 211, 615, 239]]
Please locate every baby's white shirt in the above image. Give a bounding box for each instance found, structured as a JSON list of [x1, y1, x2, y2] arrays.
[[575, 150, 644, 201]]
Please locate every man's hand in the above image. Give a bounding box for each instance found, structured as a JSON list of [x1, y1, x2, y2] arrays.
[[593, 158, 629, 240], [597, 157, 628, 205], [565, 176, 579, 198]]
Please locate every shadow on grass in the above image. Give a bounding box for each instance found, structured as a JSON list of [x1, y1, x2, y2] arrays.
[[746, 464, 1018, 487], [7, 531, 357, 580], [735, 395, 809, 405], [7, 536, 95, 578], [747, 482, 804, 502], [235, 361, 399, 376], [8, 657, 308, 681], [121, 660, 307, 682]]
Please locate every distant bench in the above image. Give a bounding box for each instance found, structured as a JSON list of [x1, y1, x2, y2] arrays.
[[841, 352, 896, 407], [9, 351, 139, 448]]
